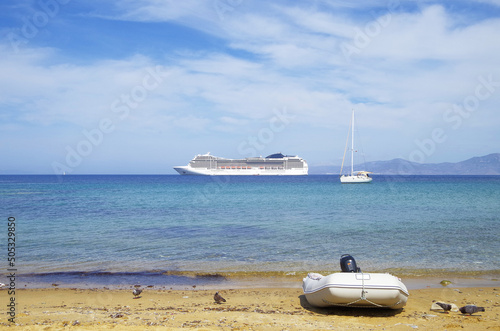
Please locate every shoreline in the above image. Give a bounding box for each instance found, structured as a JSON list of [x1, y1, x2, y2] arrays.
[[14, 270, 500, 290]]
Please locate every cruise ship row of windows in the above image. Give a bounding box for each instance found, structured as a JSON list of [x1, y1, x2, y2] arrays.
[[218, 166, 284, 169], [191, 164, 304, 169], [190, 160, 304, 169]]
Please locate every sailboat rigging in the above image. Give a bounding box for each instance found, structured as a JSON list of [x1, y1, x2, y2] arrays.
[[340, 109, 372, 183]]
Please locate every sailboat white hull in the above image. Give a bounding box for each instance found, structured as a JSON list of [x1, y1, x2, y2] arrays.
[[340, 174, 372, 183]]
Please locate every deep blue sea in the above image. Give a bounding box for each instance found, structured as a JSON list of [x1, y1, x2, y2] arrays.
[[1, 175, 499, 288]]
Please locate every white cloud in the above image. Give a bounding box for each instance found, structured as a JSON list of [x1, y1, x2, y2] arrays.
[[89, 0, 230, 37], [0, 52, 153, 126], [173, 115, 211, 131]]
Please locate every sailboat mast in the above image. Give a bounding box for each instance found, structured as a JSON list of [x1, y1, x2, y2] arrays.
[[351, 109, 354, 176]]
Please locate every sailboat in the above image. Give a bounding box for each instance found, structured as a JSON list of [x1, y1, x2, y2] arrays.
[[340, 109, 372, 183]]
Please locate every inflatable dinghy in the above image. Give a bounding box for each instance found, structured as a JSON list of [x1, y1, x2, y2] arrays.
[[302, 254, 409, 309]]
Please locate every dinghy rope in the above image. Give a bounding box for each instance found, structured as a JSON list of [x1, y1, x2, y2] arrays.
[[334, 272, 404, 309]]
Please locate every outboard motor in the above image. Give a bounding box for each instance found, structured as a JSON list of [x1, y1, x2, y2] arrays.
[[340, 254, 361, 272]]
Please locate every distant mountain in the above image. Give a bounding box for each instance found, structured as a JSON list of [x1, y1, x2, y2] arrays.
[[309, 153, 500, 175]]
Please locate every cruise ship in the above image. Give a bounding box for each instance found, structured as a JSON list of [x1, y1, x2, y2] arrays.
[[174, 153, 308, 175]]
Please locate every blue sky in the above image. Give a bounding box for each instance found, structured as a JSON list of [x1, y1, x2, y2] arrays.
[[1, 0, 500, 174]]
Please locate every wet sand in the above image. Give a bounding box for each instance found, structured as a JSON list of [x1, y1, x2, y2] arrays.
[[3, 280, 500, 330]]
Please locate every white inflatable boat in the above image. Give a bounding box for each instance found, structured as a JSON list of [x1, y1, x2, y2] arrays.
[[302, 272, 409, 309]]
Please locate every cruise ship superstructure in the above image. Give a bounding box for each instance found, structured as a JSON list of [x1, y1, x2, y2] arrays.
[[174, 153, 308, 175]]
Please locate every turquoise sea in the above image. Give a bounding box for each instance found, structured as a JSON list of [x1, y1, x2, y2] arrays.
[[1, 175, 499, 288]]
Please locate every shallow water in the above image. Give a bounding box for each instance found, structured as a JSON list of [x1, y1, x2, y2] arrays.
[[1, 175, 499, 286]]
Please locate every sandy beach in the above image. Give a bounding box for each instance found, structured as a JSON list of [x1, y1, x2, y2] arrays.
[[3, 278, 499, 330]]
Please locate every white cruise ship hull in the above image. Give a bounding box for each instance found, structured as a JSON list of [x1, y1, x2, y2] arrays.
[[174, 166, 307, 176], [174, 153, 308, 176]]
